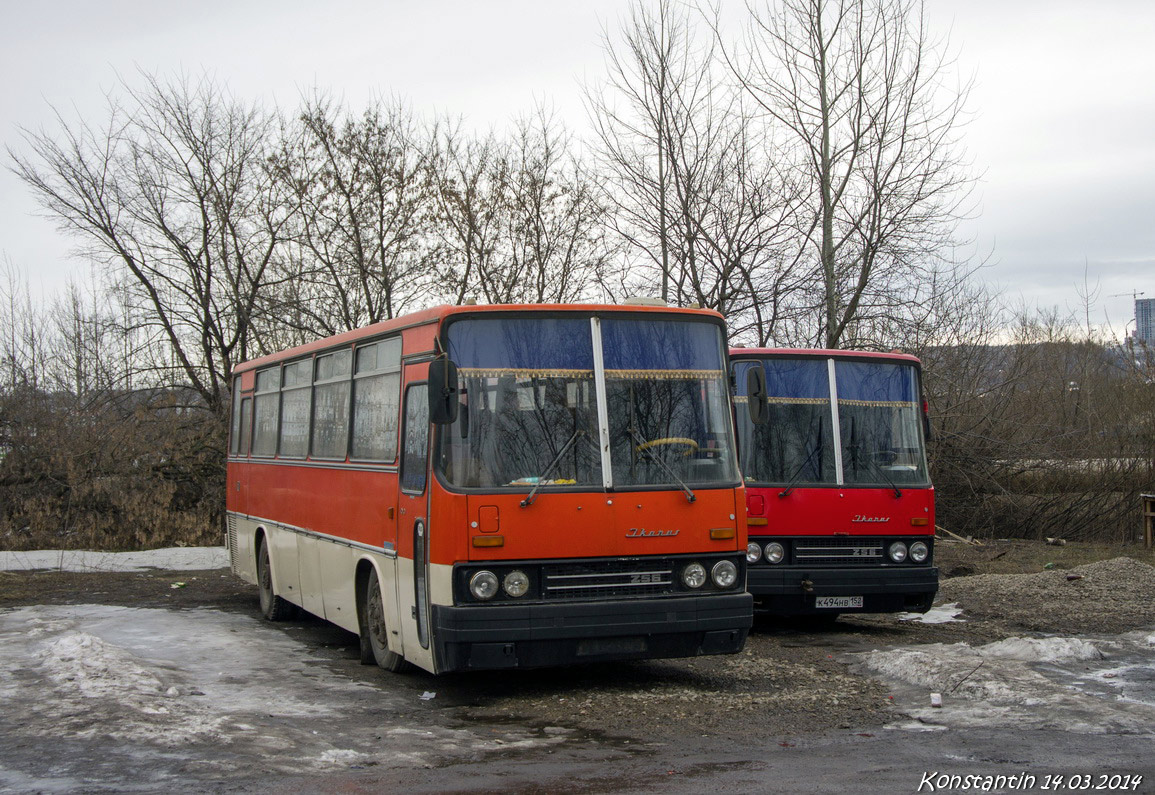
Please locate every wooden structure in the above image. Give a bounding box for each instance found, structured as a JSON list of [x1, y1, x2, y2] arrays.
[[1144, 493, 1155, 550]]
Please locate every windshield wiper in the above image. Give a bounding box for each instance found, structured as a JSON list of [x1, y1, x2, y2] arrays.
[[519, 430, 585, 508], [778, 444, 821, 498], [867, 454, 903, 498], [628, 427, 696, 503]]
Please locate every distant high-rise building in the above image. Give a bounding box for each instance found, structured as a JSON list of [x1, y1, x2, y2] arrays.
[[1137, 297, 1155, 344]]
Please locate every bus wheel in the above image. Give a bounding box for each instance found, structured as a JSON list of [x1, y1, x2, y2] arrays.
[[362, 567, 411, 673], [257, 539, 296, 621]]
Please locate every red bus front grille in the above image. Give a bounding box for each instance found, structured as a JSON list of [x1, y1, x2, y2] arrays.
[[794, 538, 884, 566]]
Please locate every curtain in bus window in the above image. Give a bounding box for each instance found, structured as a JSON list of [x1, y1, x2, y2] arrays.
[[600, 318, 738, 487], [733, 358, 836, 485], [835, 360, 929, 486], [442, 317, 601, 489]]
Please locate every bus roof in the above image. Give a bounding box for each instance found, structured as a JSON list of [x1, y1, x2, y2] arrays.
[[729, 347, 922, 365], [235, 303, 726, 374]]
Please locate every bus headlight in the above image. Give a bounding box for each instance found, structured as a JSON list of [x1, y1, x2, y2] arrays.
[[502, 570, 530, 597], [888, 542, 908, 563], [909, 541, 929, 563], [746, 542, 762, 564], [764, 542, 785, 564], [469, 570, 499, 600], [711, 560, 738, 589], [682, 562, 707, 589]]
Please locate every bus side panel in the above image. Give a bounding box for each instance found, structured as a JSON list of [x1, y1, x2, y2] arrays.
[[297, 532, 324, 617], [394, 553, 437, 673], [243, 465, 398, 551], [316, 543, 358, 634], [268, 525, 304, 608]]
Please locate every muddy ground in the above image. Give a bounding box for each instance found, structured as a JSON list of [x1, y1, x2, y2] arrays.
[[2, 538, 1152, 743]]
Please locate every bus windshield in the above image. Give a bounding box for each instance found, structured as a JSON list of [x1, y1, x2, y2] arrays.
[[439, 314, 738, 491], [735, 356, 929, 488], [835, 360, 929, 487]]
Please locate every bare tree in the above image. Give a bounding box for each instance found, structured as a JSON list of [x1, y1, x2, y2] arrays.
[[9, 73, 287, 414], [722, 0, 975, 348], [587, 0, 801, 341], [268, 95, 435, 344], [430, 109, 614, 305]]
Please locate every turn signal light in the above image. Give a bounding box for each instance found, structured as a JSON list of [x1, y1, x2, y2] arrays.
[[472, 535, 505, 548], [748, 518, 768, 526], [710, 527, 736, 540], [910, 517, 929, 527]]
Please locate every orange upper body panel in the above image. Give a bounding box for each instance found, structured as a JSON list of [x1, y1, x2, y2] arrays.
[[446, 486, 745, 564]]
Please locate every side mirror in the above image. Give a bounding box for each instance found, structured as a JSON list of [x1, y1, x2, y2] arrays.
[[429, 357, 459, 424], [746, 365, 768, 426]]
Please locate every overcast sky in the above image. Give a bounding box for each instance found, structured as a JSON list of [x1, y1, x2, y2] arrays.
[[2, 0, 1152, 334]]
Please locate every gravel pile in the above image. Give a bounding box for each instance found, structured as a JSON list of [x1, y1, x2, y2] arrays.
[[938, 556, 1155, 634]]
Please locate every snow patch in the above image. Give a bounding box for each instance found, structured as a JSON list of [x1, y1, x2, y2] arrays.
[[898, 602, 964, 624], [856, 634, 1155, 734], [980, 636, 1103, 663], [0, 546, 228, 572]]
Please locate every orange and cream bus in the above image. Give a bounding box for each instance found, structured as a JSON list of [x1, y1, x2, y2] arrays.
[[226, 303, 751, 674]]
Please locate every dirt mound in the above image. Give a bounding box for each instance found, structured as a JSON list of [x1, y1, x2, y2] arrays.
[[938, 556, 1155, 634]]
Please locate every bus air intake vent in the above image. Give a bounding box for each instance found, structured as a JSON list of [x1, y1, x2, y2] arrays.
[[542, 559, 676, 600], [794, 538, 884, 566], [226, 515, 239, 575]]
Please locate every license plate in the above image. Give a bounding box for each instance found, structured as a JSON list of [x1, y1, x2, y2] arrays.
[[815, 596, 863, 609]]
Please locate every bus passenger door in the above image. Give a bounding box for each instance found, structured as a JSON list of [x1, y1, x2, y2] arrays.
[[398, 382, 432, 666]]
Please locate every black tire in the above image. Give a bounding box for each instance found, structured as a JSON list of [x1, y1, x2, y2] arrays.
[[361, 567, 411, 673], [257, 538, 296, 621]]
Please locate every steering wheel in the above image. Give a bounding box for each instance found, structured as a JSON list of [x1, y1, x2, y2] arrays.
[[634, 437, 700, 456]]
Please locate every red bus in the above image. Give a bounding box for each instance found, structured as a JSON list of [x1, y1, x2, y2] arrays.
[[731, 348, 937, 617], [226, 303, 751, 674]]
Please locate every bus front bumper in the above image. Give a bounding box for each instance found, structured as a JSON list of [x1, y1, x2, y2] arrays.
[[431, 592, 752, 672], [748, 566, 939, 616]]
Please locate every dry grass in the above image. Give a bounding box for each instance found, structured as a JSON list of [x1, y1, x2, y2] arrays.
[[935, 536, 1155, 578]]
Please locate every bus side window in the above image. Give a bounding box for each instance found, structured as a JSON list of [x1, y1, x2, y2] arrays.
[[400, 384, 430, 494], [252, 367, 280, 457], [351, 338, 402, 461], [238, 397, 252, 456]]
